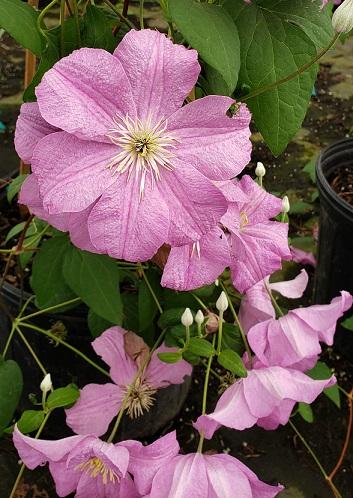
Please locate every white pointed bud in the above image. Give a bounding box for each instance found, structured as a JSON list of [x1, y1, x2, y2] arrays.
[[215, 279, 219, 287], [195, 310, 204, 326], [181, 308, 193, 327], [216, 291, 228, 313], [282, 195, 290, 214], [332, 0, 353, 33], [255, 161, 266, 178], [40, 373, 52, 394]]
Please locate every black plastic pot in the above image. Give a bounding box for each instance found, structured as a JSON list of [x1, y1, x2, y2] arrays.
[[315, 138, 353, 359]]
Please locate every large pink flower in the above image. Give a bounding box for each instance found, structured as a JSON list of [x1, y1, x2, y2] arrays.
[[16, 29, 252, 262], [66, 327, 192, 436], [248, 291, 353, 370], [194, 364, 335, 438], [13, 428, 179, 498], [145, 452, 283, 497]]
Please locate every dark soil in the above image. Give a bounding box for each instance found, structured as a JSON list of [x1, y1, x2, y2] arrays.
[[330, 166, 353, 206]]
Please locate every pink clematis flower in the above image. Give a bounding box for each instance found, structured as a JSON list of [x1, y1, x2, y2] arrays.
[[239, 269, 309, 333], [13, 428, 179, 498], [290, 246, 316, 267], [248, 291, 353, 370], [66, 327, 192, 436], [145, 452, 283, 497], [194, 363, 336, 438], [13, 428, 138, 498], [15, 103, 98, 252], [16, 29, 252, 262]]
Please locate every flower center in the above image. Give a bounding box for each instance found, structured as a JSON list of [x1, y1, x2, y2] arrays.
[[240, 211, 249, 229], [75, 457, 120, 485], [123, 378, 157, 419], [106, 114, 177, 198]]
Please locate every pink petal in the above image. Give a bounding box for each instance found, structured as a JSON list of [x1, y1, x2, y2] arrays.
[[36, 48, 135, 142], [204, 454, 253, 498], [87, 173, 170, 262], [31, 131, 117, 214], [269, 269, 308, 298], [92, 327, 137, 386], [48, 461, 80, 496], [290, 246, 316, 267], [169, 98, 251, 180], [237, 175, 283, 222], [14, 102, 57, 163], [146, 345, 192, 388], [122, 431, 180, 495], [159, 160, 227, 247], [113, 29, 200, 122], [216, 179, 249, 203], [238, 280, 275, 333], [256, 400, 296, 430], [67, 203, 101, 253], [13, 427, 85, 468], [161, 227, 230, 291], [65, 383, 123, 437]]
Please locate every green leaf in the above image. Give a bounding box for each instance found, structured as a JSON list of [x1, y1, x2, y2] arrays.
[[63, 247, 122, 324], [225, 0, 319, 155], [31, 236, 77, 309], [169, 0, 240, 95], [222, 323, 244, 355], [19, 234, 41, 268], [303, 159, 316, 184], [289, 201, 313, 215], [17, 410, 45, 434], [0, 359, 23, 434], [47, 385, 79, 409], [187, 337, 215, 357], [0, 0, 43, 56], [342, 315, 353, 331], [138, 270, 160, 332], [298, 402, 314, 423], [87, 309, 113, 338], [158, 307, 192, 329], [217, 349, 247, 377], [157, 351, 182, 364], [7, 174, 28, 203], [121, 293, 139, 332], [307, 361, 340, 408], [82, 5, 116, 52]]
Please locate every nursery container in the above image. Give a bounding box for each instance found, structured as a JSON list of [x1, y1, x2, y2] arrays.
[[315, 137, 353, 359]]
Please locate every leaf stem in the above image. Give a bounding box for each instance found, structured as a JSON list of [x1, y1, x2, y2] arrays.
[[101, 0, 136, 29], [72, 0, 81, 46], [140, 267, 163, 314], [15, 325, 48, 376], [18, 297, 81, 321], [18, 322, 110, 378], [241, 33, 340, 102], [191, 292, 208, 311], [2, 323, 16, 357], [37, 0, 59, 38], [265, 283, 284, 317], [197, 335, 216, 453], [139, 0, 144, 29], [216, 310, 223, 355]]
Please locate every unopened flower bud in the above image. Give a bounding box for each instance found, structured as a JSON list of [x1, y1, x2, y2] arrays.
[[215, 279, 219, 287], [205, 312, 219, 334], [181, 308, 193, 327], [40, 373, 52, 394], [282, 195, 290, 214], [255, 161, 266, 178], [195, 310, 204, 326], [216, 291, 228, 313], [332, 0, 353, 33]]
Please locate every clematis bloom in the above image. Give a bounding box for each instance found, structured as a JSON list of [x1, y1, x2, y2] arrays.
[[66, 327, 192, 436], [16, 29, 252, 261], [247, 291, 353, 370], [145, 452, 283, 497], [194, 364, 336, 438]]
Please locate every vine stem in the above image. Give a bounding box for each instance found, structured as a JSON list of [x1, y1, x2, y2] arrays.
[[264, 283, 284, 317], [18, 322, 110, 378], [289, 420, 343, 498], [191, 292, 208, 311], [102, 0, 136, 29], [8, 410, 52, 498], [2, 323, 16, 357], [37, 0, 59, 38], [241, 33, 340, 102], [18, 297, 81, 321], [72, 0, 81, 46], [139, 0, 144, 29], [197, 335, 216, 453], [140, 267, 163, 314], [14, 326, 48, 376], [219, 281, 252, 363]]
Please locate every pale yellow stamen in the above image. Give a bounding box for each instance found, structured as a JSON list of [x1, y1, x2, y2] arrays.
[[191, 240, 201, 259], [75, 457, 120, 485], [106, 113, 177, 198], [240, 211, 249, 229], [123, 378, 156, 419]]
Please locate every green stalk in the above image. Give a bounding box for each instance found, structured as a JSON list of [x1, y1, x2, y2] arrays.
[[197, 335, 216, 453], [18, 297, 81, 321]]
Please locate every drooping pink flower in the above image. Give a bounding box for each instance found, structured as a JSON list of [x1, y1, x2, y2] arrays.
[[161, 226, 230, 290], [247, 291, 353, 370], [194, 364, 336, 438], [290, 246, 316, 267], [222, 176, 291, 293], [145, 452, 283, 497], [66, 327, 192, 436], [239, 269, 309, 333], [13, 428, 138, 498], [16, 29, 252, 262]]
